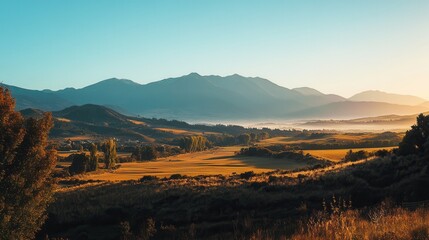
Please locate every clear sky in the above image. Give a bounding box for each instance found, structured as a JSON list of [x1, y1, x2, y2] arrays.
[[1, 0, 428, 98]]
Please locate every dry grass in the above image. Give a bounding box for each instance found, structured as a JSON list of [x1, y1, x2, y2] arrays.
[[57, 135, 95, 141], [259, 133, 399, 146], [128, 119, 146, 125], [55, 117, 71, 122], [78, 146, 312, 181], [290, 206, 429, 240], [304, 147, 396, 162], [243, 199, 429, 240], [154, 127, 221, 136]]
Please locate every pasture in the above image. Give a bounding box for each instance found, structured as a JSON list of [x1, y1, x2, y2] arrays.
[[77, 146, 312, 181], [304, 147, 396, 162]]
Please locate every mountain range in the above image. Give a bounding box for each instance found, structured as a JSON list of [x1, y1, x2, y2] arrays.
[[3, 73, 429, 121]]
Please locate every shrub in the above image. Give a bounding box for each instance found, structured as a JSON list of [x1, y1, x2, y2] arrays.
[[169, 174, 185, 180], [343, 150, 371, 162], [140, 175, 159, 182], [239, 171, 256, 180]]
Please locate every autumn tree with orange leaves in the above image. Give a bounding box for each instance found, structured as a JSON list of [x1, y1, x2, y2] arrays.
[[0, 87, 57, 239]]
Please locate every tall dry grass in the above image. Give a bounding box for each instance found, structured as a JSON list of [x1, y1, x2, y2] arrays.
[[291, 200, 429, 240]]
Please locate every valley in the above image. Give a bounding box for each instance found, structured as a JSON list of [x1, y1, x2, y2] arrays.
[[3, 2, 429, 239]]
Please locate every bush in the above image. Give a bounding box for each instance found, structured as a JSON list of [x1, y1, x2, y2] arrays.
[[343, 150, 371, 162], [239, 171, 256, 180], [169, 174, 185, 180], [140, 175, 159, 182]]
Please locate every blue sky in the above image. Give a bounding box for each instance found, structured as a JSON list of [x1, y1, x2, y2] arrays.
[[1, 0, 428, 98]]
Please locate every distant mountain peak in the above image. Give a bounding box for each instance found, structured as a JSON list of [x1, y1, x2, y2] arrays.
[[293, 87, 325, 96], [186, 72, 202, 77], [229, 73, 244, 78], [79, 78, 140, 91], [97, 78, 139, 85]]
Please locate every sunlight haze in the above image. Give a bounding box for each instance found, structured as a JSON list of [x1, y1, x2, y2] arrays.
[[1, 0, 428, 98]]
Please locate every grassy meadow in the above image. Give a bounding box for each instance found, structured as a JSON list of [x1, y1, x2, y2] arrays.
[[65, 146, 312, 180], [304, 147, 397, 162]]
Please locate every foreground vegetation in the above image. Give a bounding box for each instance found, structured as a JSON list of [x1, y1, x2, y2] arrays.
[[290, 204, 429, 240], [40, 147, 429, 239], [0, 88, 57, 239]]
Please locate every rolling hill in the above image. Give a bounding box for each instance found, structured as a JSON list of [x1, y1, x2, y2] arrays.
[[20, 105, 247, 141], [53, 104, 131, 125], [349, 90, 427, 106]]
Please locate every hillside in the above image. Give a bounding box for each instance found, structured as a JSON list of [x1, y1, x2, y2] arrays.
[[53, 104, 131, 125], [1, 84, 73, 111], [349, 90, 427, 105], [420, 101, 429, 108], [19, 108, 45, 119], [29, 104, 273, 141]]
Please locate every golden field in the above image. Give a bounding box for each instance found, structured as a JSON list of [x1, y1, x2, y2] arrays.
[[77, 146, 311, 181], [304, 147, 396, 162]]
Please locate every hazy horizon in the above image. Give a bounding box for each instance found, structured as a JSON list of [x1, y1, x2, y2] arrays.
[[3, 72, 428, 101], [1, 1, 429, 99]]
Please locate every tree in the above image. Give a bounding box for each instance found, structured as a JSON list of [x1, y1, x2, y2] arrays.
[[68, 153, 90, 174], [237, 134, 251, 145], [68, 144, 98, 174], [103, 139, 117, 169], [179, 136, 208, 152], [89, 143, 99, 171], [132, 145, 159, 161], [0, 87, 57, 239], [249, 133, 257, 142], [258, 132, 270, 140], [398, 114, 429, 156]]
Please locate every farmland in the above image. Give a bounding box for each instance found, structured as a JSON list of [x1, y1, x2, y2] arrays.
[[68, 146, 312, 181], [303, 146, 396, 161]]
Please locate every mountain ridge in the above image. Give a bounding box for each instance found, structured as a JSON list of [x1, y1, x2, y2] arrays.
[[5, 73, 429, 120]]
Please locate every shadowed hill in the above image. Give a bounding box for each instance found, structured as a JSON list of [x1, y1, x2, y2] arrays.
[[19, 108, 45, 119], [53, 104, 131, 125]]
